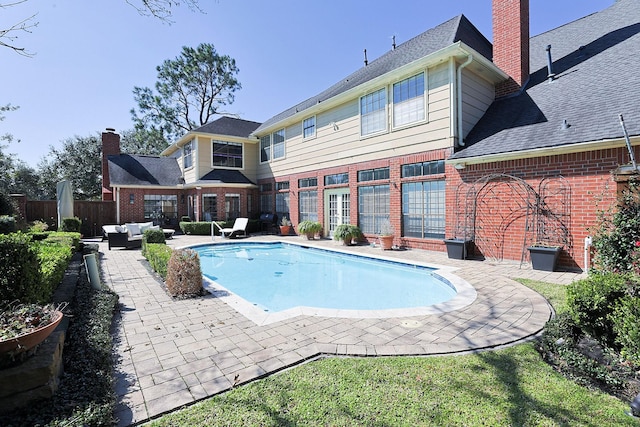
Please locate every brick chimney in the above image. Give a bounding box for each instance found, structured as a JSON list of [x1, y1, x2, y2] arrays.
[[493, 0, 530, 97], [101, 128, 120, 201]]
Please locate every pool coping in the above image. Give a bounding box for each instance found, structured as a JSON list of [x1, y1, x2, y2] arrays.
[[192, 240, 478, 325]]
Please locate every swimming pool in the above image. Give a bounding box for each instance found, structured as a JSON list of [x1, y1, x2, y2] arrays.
[[193, 241, 477, 324]]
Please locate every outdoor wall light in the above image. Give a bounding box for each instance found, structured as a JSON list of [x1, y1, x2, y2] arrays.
[[454, 163, 466, 170]]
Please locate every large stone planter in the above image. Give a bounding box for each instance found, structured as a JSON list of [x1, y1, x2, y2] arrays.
[[528, 246, 561, 271], [0, 311, 63, 356], [444, 239, 471, 260]]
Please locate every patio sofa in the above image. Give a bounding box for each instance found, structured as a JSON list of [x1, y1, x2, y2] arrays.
[[103, 222, 172, 250]]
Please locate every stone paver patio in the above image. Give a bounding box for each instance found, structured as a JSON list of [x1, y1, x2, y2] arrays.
[[101, 234, 585, 426]]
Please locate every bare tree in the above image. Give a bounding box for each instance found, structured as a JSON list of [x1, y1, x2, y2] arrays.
[[126, 0, 203, 22], [0, 1, 38, 56]]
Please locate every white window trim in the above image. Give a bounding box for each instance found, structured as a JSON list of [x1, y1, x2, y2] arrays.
[[302, 115, 317, 140], [211, 139, 245, 170], [183, 140, 194, 170], [272, 128, 286, 160], [359, 87, 389, 138], [391, 70, 428, 130]]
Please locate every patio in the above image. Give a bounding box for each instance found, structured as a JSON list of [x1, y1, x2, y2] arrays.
[[102, 233, 585, 426]]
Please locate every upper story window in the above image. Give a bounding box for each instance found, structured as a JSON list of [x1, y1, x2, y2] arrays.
[[360, 88, 387, 136], [260, 135, 271, 162], [276, 181, 290, 191], [393, 72, 425, 127], [303, 116, 316, 139], [183, 140, 193, 169], [260, 129, 286, 162], [212, 140, 243, 168]]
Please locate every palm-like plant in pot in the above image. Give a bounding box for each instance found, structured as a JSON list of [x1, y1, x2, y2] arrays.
[[280, 216, 292, 235], [297, 220, 322, 239], [333, 224, 362, 246]]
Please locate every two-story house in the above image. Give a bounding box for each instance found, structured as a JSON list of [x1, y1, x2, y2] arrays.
[[103, 0, 640, 270]]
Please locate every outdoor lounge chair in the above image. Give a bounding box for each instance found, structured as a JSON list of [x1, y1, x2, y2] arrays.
[[214, 218, 249, 238]]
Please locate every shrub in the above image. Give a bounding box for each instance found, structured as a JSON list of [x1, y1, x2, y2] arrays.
[[0, 233, 41, 303], [144, 243, 173, 279], [180, 221, 216, 235], [29, 220, 49, 233], [612, 295, 640, 363], [0, 215, 16, 234], [0, 191, 15, 216], [591, 182, 640, 273], [35, 240, 73, 301], [165, 248, 203, 297], [46, 231, 81, 251], [142, 228, 166, 256], [61, 216, 82, 233], [566, 273, 629, 346]]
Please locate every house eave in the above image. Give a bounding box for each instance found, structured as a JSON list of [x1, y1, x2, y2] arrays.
[[252, 42, 508, 137], [446, 136, 640, 167]]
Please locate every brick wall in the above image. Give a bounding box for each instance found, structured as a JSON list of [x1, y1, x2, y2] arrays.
[[492, 0, 530, 97], [101, 130, 120, 201]]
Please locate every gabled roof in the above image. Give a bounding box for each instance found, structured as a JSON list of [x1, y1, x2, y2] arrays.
[[255, 14, 491, 134], [454, 0, 640, 160], [192, 116, 262, 138], [200, 169, 255, 185], [108, 154, 182, 187]]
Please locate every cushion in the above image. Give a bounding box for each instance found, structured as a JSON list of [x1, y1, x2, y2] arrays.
[[139, 222, 154, 232], [126, 223, 141, 237], [115, 225, 126, 234], [102, 225, 119, 234], [149, 225, 160, 231]]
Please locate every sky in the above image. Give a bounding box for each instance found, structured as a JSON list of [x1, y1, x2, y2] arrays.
[[1, 0, 615, 168]]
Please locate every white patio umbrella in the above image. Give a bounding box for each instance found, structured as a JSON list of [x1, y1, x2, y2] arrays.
[[56, 180, 74, 229]]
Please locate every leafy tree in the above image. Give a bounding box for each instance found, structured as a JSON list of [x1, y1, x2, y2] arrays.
[[38, 135, 102, 200], [120, 126, 169, 155], [8, 160, 41, 199], [131, 43, 241, 141]]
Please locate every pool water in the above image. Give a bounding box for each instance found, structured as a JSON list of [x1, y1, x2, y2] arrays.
[[194, 242, 457, 313]]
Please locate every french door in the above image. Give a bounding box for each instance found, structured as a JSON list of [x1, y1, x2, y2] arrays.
[[325, 188, 350, 238]]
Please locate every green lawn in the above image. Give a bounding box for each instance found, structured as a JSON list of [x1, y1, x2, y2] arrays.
[[146, 279, 639, 427]]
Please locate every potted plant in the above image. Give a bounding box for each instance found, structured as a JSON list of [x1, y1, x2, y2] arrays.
[[333, 224, 362, 246], [279, 216, 292, 235], [527, 243, 562, 271], [378, 220, 394, 250], [0, 303, 64, 358], [297, 220, 322, 240]]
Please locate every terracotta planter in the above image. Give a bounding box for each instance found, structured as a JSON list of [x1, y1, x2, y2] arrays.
[[379, 235, 394, 250], [280, 225, 291, 235], [304, 232, 315, 240], [0, 310, 63, 355]]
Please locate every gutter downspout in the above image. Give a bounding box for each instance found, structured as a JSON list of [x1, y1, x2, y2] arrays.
[[457, 54, 473, 147], [115, 188, 121, 224]]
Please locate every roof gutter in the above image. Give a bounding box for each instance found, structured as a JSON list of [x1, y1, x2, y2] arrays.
[[446, 135, 640, 167]]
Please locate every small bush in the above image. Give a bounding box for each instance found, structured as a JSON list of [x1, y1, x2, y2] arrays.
[[29, 220, 49, 233], [61, 216, 82, 233], [46, 231, 81, 251], [144, 243, 173, 279], [142, 228, 166, 256], [180, 221, 216, 235], [0, 233, 41, 303], [165, 248, 203, 297], [0, 215, 16, 234], [612, 295, 640, 363], [566, 273, 628, 346]]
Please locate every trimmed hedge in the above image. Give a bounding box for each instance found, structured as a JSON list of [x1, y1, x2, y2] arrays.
[[35, 241, 73, 301], [180, 221, 217, 235], [144, 243, 173, 280], [61, 217, 82, 233], [0, 215, 16, 234], [142, 228, 166, 257], [0, 233, 41, 303]]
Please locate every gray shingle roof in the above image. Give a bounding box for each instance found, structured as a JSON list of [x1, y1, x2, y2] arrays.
[[200, 169, 255, 185], [454, 0, 640, 160], [108, 154, 182, 186], [255, 14, 490, 134], [193, 116, 261, 138]]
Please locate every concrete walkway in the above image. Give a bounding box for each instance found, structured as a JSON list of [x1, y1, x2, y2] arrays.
[[102, 234, 586, 426]]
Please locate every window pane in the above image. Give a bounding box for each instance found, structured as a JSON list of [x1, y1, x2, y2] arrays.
[[393, 73, 425, 127], [360, 88, 387, 135], [401, 180, 445, 239], [213, 140, 243, 168], [272, 129, 285, 159], [202, 195, 217, 221], [358, 185, 389, 234], [260, 135, 270, 162], [298, 191, 318, 222], [303, 117, 315, 139], [183, 141, 193, 169]]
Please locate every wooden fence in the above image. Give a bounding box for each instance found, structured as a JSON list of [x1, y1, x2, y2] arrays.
[[21, 199, 116, 237]]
